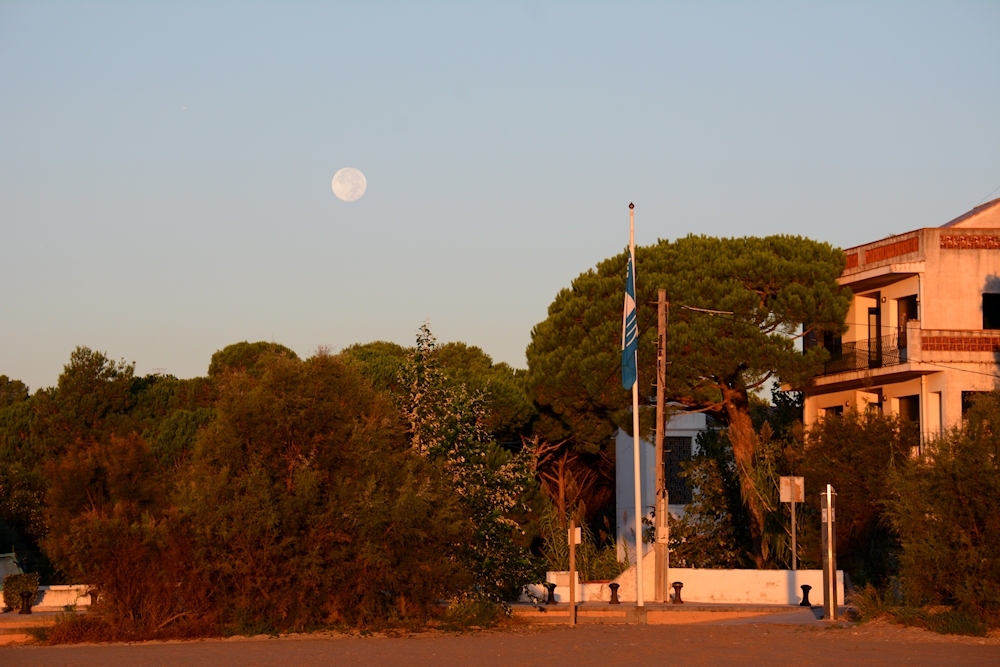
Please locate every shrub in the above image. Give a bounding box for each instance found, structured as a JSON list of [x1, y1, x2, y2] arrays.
[[887, 393, 1000, 627], [538, 506, 624, 582], [440, 597, 510, 629], [669, 428, 755, 569], [797, 410, 915, 584], [849, 583, 895, 623], [2, 572, 39, 610], [179, 350, 472, 629]]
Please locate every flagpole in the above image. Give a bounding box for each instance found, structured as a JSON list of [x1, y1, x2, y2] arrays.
[[629, 202, 644, 608]]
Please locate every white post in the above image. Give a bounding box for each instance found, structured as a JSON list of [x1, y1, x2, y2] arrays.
[[791, 492, 797, 571], [569, 515, 577, 626], [630, 204, 644, 608], [821, 484, 837, 620]]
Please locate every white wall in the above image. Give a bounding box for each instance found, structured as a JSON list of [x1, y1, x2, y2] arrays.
[[615, 412, 707, 563], [609, 550, 844, 605]]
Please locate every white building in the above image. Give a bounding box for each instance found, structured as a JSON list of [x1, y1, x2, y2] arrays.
[[802, 197, 1000, 439], [614, 411, 708, 563]]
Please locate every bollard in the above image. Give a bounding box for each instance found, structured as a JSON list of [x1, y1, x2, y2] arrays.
[[608, 583, 620, 605], [800, 584, 812, 607], [671, 582, 684, 604], [544, 582, 557, 605], [19, 590, 33, 615]]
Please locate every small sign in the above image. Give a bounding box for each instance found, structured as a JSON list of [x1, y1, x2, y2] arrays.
[[656, 526, 668, 544], [821, 507, 835, 523], [780, 476, 805, 503], [568, 526, 582, 545]]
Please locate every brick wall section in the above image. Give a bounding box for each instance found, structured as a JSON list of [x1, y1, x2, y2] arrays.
[[845, 253, 858, 269], [863, 236, 919, 263], [922, 336, 1000, 352], [940, 234, 1000, 250]]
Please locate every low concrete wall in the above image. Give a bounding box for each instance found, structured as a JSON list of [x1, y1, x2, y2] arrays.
[[522, 572, 581, 603], [33, 585, 91, 611], [608, 550, 844, 605]]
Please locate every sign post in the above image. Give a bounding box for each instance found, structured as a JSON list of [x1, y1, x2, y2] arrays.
[[820, 484, 838, 620], [568, 518, 581, 626], [780, 476, 804, 570]]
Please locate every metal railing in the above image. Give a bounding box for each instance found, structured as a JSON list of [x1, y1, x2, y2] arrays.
[[822, 333, 904, 375]]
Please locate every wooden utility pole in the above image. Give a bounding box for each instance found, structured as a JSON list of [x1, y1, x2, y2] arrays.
[[653, 290, 669, 602]]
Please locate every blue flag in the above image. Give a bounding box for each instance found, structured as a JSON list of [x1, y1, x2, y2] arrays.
[[621, 247, 638, 389]]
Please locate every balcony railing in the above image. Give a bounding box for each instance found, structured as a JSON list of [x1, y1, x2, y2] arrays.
[[822, 333, 904, 375]]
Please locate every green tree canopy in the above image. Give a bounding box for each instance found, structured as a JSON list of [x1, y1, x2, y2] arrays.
[[527, 234, 850, 564], [0, 376, 29, 409], [343, 339, 536, 444], [207, 341, 299, 378]]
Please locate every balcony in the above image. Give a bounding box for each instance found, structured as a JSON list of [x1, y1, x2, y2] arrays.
[[821, 333, 905, 375]]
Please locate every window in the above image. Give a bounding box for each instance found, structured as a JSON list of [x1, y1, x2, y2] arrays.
[[983, 294, 1000, 329], [962, 391, 988, 417], [897, 295, 918, 324], [823, 331, 843, 357], [898, 296, 918, 351], [898, 395, 920, 428], [823, 405, 844, 418], [663, 437, 693, 504]]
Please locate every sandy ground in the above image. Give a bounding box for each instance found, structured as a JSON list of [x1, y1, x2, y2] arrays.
[[3, 617, 999, 667]]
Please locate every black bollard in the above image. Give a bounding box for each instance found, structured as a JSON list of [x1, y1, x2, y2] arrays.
[[671, 582, 684, 604], [608, 583, 620, 605], [800, 584, 812, 607], [544, 582, 557, 605], [18, 590, 33, 615]]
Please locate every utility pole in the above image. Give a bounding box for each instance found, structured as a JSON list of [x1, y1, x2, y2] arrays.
[[653, 290, 669, 602]]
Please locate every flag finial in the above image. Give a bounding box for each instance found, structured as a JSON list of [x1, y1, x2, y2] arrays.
[[629, 202, 634, 209]]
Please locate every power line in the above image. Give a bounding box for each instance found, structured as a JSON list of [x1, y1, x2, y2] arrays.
[[679, 305, 734, 316], [899, 358, 1000, 380], [976, 183, 1000, 207]]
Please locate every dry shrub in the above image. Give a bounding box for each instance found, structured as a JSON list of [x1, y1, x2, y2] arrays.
[[46, 509, 219, 641], [41, 434, 219, 641]]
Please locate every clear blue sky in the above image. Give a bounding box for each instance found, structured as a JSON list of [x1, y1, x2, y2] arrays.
[[2, 1, 998, 390]]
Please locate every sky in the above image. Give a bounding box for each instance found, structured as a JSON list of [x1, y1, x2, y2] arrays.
[[2, 1, 999, 391]]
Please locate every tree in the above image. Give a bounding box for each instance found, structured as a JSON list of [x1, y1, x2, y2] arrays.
[[181, 348, 471, 628], [527, 235, 850, 566], [340, 341, 409, 393], [0, 376, 29, 409], [400, 325, 541, 600], [796, 410, 915, 583], [343, 339, 537, 446], [207, 341, 298, 378], [47, 347, 137, 442], [888, 393, 1000, 624]]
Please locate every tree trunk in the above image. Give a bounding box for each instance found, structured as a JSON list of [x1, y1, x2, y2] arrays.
[[721, 384, 767, 568]]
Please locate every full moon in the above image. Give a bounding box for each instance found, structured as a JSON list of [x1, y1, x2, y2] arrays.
[[331, 167, 367, 202]]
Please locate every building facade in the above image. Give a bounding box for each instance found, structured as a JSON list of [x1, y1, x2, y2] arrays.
[[802, 198, 1000, 440]]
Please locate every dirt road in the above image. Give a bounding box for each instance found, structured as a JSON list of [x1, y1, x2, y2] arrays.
[[4, 620, 998, 666]]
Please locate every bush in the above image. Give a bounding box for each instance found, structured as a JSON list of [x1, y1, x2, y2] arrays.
[[179, 351, 472, 629], [2, 572, 39, 610], [887, 393, 1000, 627], [797, 410, 915, 584], [440, 597, 510, 629], [669, 428, 755, 568], [538, 506, 624, 582], [849, 583, 895, 623]]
